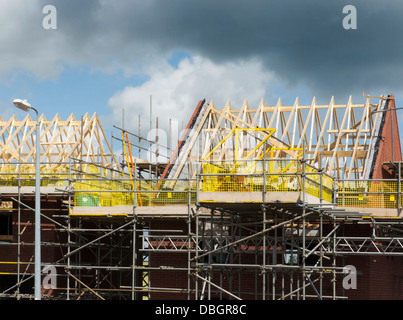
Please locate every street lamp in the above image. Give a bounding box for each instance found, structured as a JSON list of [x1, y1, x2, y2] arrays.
[[13, 98, 41, 300]]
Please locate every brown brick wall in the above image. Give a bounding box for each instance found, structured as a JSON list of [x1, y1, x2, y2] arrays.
[[372, 95, 402, 179], [3, 201, 403, 299], [149, 220, 403, 300]]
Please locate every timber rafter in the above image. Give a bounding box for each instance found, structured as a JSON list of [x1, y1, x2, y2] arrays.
[[0, 112, 117, 169], [170, 95, 386, 180]]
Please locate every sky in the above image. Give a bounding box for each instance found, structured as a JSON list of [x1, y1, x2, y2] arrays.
[[2, 0, 403, 153]]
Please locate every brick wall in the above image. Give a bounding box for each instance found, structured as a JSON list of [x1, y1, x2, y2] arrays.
[[372, 95, 402, 179], [0, 197, 68, 296], [149, 219, 403, 300], [3, 199, 403, 299]]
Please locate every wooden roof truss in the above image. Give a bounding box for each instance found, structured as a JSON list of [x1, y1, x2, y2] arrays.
[[171, 96, 386, 180], [0, 112, 117, 169]]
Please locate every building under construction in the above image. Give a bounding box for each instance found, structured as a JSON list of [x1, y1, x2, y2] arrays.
[[1, 93, 403, 300]]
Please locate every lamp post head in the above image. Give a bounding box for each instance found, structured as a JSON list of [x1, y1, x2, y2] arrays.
[[13, 99, 32, 112]]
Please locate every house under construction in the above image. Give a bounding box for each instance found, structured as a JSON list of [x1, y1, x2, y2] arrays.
[[1, 93, 403, 300]]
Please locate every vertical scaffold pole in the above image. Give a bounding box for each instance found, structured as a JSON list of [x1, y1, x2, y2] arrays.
[[273, 210, 277, 300], [302, 209, 306, 300], [187, 161, 192, 300], [195, 168, 200, 300], [131, 216, 137, 300], [67, 157, 71, 300], [208, 208, 213, 300], [17, 148, 21, 297], [263, 158, 266, 300], [302, 143, 306, 299], [132, 158, 138, 300], [332, 218, 337, 300], [320, 212, 323, 298], [398, 164, 401, 216]]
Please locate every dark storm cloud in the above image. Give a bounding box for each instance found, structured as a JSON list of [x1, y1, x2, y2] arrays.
[[10, 0, 403, 100], [137, 0, 403, 100]]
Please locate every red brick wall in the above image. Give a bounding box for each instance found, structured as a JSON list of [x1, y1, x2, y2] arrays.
[[0, 198, 65, 274], [0, 197, 68, 296], [372, 95, 402, 179], [343, 255, 403, 300], [0, 197, 135, 298], [148, 219, 190, 299], [149, 220, 403, 300], [3, 200, 403, 299]]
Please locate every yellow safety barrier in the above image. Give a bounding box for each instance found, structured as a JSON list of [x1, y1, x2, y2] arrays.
[[73, 167, 134, 207], [73, 168, 197, 208], [201, 160, 334, 203], [337, 180, 400, 209], [5, 162, 402, 210], [0, 164, 70, 187]]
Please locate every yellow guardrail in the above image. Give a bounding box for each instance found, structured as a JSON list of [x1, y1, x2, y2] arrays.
[[336, 180, 401, 209], [0, 163, 197, 207], [0, 164, 70, 187], [73, 177, 197, 208], [2, 163, 402, 209], [201, 160, 334, 203]]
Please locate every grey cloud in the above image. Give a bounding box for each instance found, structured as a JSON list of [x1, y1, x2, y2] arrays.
[[5, 0, 403, 101]]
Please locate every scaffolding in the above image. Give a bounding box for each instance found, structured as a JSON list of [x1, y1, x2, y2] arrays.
[[1, 153, 403, 299], [1, 94, 403, 300]]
